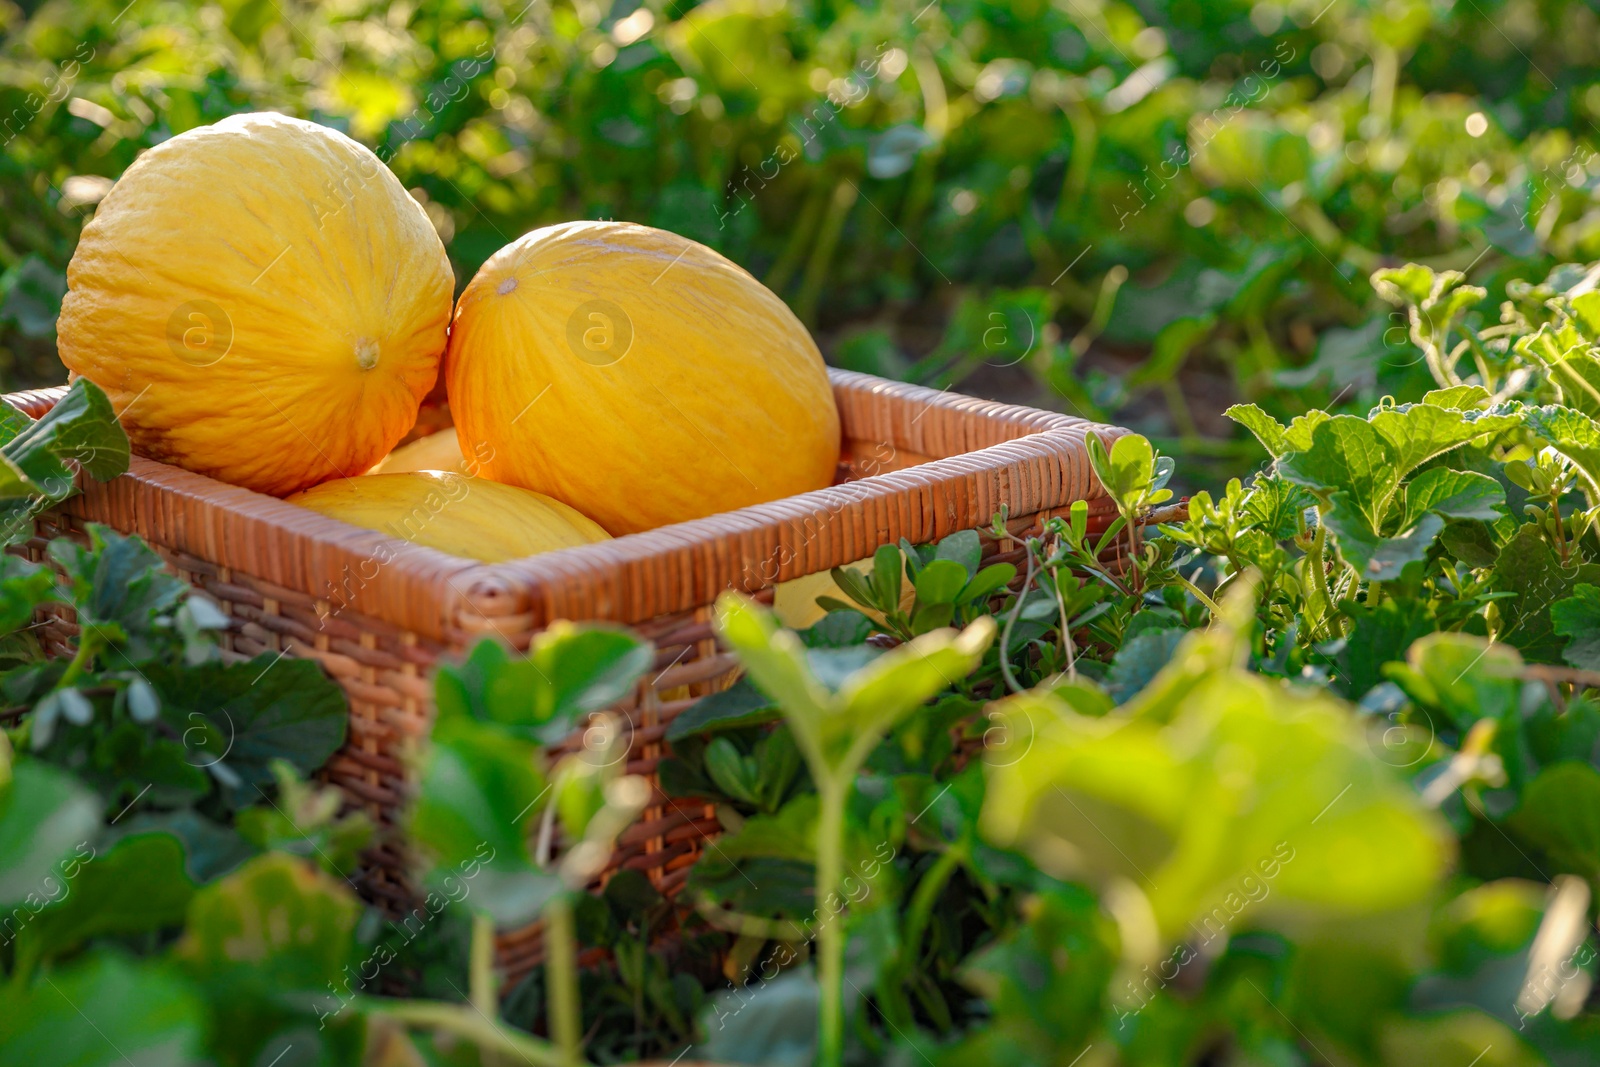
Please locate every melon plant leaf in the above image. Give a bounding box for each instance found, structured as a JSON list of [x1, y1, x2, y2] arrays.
[[1384, 633, 1525, 728], [1325, 500, 1443, 580], [1524, 404, 1600, 494], [13, 831, 195, 966], [0, 553, 58, 635], [1225, 403, 1289, 457], [1401, 468, 1505, 528], [1278, 415, 1393, 530], [1552, 585, 1600, 670], [1369, 404, 1520, 483], [0, 952, 205, 1067], [0, 759, 100, 909], [1490, 526, 1600, 664], [984, 627, 1450, 941], [1105, 627, 1187, 702], [1422, 385, 1494, 410]]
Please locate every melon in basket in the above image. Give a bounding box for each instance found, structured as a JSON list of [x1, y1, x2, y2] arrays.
[[58, 112, 454, 497], [289, 471, 610, 563], [445, 221, 841, 535]]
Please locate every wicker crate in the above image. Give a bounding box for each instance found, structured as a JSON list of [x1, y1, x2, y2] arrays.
[[5, 369, 1120, 985]]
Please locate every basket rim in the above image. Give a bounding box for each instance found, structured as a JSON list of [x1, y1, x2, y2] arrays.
[[7, 369, 1120, 640]]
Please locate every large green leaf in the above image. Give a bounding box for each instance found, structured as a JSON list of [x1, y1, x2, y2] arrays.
[[13, 832, 195, 965], [984, 650, 1450, 941], [0, 760, 100, 908], [1384, 633, 1525, 729], [148, 656, 348, 795], [173, 853, 358, 1058], [1400, 468, 1505, 528], [407, 716, 558, 926], [0, 952, 204, 1067], [1278, 415, 1394, 530]]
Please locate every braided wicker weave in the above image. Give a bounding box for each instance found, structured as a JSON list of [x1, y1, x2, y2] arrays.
[[5, 369, 1119, 986]]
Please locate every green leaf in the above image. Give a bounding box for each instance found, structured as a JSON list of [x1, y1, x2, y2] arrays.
[[913, 559, 969, 606], [1489, 525, 1600, 664], [1422, 385, 1493, 410], [871, 543, 903, 612], [1400, 468, 1504, 528], [0, 760, 100, 908], [174, 852, 359, 1056], [715, 596, 835, 770], [961, 562, 1017, 605], [1335, 597, 1437, 700], [1372, 263, 1436, 306], [665, 677, 778, 742], [1525, 404, 1600, 494], [1384, 633, 1524, 729], [15, 832, 194, 964], [1378, 1009, 1545, 1067], [1279, 416, 1393, 530], [704, 736, 762, 806], [148, 656, 348, 795], [0, 553, 58, 635], [933, 530, 983, 577], [0, 952, 204, 1067], [1507, 762, 1600, 883], [1369, 403, 1518, 479], [0, 378, 129, 504], [1105, 628, 1186, 703], [984, 667, 1450, 941], [832, 618, 995, 765], [407, 716, 558, 926], [1225, 403, 1288, 457], [436, 625, 652, 742], [1325, 498, 1443, 580], [1553, 584, 1600, 671]]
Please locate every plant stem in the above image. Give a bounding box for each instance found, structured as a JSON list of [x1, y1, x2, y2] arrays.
[[545, 893, 583, 1067], [469, 912, 497, 1018], [56, 632, 100, 690], [362, 1000, 565, 1066], [815, 778, 849, 1067]]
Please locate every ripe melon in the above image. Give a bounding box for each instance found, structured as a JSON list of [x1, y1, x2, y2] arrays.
[[289, 471, 609, 563], [367, 428, 468, 475], [445, 221, 841, 535], [58, 112, 454, 497]]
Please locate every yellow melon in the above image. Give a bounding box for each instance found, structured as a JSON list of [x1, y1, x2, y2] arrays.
[[289, 471, 609, 563], [367, 427, 468, 475], [445, 221, 840, 535], [58, 112, 454, 497]]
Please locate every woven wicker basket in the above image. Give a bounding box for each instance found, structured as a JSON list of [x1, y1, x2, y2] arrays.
[[5, 369, 1120, 986]]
